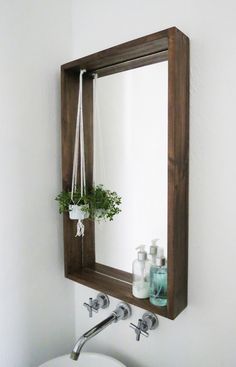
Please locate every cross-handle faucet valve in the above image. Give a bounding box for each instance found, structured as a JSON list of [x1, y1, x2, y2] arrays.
[[130, 312, 158, 341], [83, 293, 110, 317]]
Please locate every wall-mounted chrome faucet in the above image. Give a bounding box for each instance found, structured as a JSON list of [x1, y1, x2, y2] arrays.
[[130, 312, 158, 341], [83, 293, 110, 317], [71, 302, 132, 361]]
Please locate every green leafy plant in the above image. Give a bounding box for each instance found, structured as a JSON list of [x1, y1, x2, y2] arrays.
[[55, 188, 87, 214], [86, 185, 121, 221], [55, 185, 121, 221]]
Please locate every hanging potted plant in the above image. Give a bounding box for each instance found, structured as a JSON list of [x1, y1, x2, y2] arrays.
[[56, 184, 121, 222], [86, 184, 121, 221], [56, 69, 121, 237], [55, 188, 89, 220]]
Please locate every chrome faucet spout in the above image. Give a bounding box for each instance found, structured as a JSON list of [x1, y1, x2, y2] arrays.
[[70, 314, 116, 360], [70, 336, 87, 360], [70, 302, 131, 361]]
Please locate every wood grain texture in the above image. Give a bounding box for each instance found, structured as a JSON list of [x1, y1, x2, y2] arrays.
[[62, 29, 169, 73], [61, 69, 83, 275], [61, 26, 189, 320], [90, 50, 168, 78], [167, 28, 189, 318], [67, 269, 168, 318], [94, 263, 132, 284]]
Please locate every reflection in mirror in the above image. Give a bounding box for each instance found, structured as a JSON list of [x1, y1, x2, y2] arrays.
[[94, 61, 168, 273]]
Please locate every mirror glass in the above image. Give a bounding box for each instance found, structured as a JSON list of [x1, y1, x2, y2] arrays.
[[94, 61, 168, 273]]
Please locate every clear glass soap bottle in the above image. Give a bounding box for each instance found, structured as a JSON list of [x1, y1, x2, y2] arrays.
[[132, 245, 150, 299], [149, 247, 167, 307]]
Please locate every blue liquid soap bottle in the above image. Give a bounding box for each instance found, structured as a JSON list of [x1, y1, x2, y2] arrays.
[[150, 247, 167, 307]]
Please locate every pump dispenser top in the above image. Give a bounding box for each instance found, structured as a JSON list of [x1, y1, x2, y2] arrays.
[[136, 245, 147, 261], [156, 247, 166, 267], [149, 239, 159, 263]]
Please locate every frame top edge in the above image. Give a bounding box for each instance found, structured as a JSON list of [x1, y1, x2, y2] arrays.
[[61, 26, 187, 72]]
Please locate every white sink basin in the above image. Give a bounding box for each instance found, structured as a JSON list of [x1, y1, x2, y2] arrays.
[[39, 352, 127, 367]]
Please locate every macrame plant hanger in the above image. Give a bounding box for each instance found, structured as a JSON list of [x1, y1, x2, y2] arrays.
[[93, 73, 106, 187], [93, 73, 98, 186], [70, 69, 88, 237]]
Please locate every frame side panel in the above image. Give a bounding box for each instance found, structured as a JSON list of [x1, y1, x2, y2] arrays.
[[168, 28, 189, 318], [61, 69, 83, 274]]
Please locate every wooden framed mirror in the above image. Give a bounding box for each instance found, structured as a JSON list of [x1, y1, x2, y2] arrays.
[[61, 26, 189, 320]]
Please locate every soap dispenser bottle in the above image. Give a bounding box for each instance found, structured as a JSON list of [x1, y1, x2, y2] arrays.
[[149, 239, 159, 265], [132, 245, 150, 299], [149, 247, 167, 307]]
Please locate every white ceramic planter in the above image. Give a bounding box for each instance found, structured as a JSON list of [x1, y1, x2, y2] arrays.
[[69, 204, 89, 220]]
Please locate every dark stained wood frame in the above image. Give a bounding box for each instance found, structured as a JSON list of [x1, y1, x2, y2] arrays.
[[61, 27, 189, 320]]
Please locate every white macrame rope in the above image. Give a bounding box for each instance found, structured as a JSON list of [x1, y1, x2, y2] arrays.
[[80, 85, 86, 196], [71, 71, 81, 200], [76, 219, 85, 237], [93, 73, 98, 185], [71, 69, 86, 202], [93, 73, 106, 186]]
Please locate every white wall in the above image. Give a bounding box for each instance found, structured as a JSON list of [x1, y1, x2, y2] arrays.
[[0, 1, 75, 366], [73, 1, 236, 367]]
